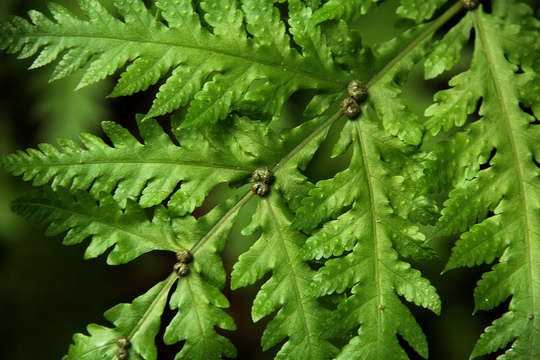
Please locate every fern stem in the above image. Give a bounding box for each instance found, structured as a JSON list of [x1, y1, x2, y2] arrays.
[[272, 110, 344, 172], [188, 109, 344, 260], [127, 272, 177, 340], [189, 189, 253, 254], [366, 1, 464, 89]]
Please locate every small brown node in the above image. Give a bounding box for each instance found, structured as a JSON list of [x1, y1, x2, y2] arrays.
[[528, 313, 534, 320], [117, 337, 130, 349], [174, 262, 190, 277], [176, 249, 193, 264], [341, 97, 360, 119], [347, 80, 368, 102], [251, 182, 269, 197], [116, 337, 130, 360], [461, 0, 479, 10], [252, 167, 274, 184]]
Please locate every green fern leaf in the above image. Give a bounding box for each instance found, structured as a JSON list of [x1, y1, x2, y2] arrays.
[[396, 0, 449, 23], [2, 116, 257, 215], [0, 0, 349, 126], [313, 0, 449, 24], [12, 188, 180, 264], [8, 101, 340, 357], [231, 194, 338, 359], [367, 2, 463, 146], [311, 0, 379, 24], [425, 4, 540, 359], [299, 115, 440, 360]]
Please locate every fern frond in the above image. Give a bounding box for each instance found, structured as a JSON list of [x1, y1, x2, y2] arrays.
[[4, 1, 525, 358], [425, 4, 540, 359], [11, 103, 340, 357], [42, 186, 249, 359], [0, 0, 349, 126], [299, 113, 440, 360], [12, 188, 180, 264]]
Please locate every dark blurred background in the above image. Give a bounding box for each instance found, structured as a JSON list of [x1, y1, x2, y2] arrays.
[[1, 1, 538, 359]]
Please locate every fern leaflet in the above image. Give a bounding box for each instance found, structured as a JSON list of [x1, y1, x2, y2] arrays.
[[0, 0, 349, 126], [425, 3, 540, 358]]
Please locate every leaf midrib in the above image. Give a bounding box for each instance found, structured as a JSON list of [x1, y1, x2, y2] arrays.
[[14, 158, 252, 172], [127, 273, 177, 340], [354, 119, 384, 355], [265, 198, 317, 355]]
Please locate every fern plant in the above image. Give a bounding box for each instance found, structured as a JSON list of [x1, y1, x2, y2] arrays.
[[1, 0, 539, 359]]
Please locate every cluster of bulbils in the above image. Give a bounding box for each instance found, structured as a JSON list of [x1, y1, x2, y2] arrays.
[[251, 167, 274, 197], [340, 80, 368, 119], [174, 249, 193, 277]]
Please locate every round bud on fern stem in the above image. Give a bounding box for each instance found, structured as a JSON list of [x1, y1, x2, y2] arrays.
[[341, 97, 360, 119], [176, 249, 193, 264], [251, 183, 269, 197], [347, 80, 368, 102], [461, 0, 479, 10], [252, 167, 274, 184], [174, 262, 190, 277], [116, 337, 130, 360], [117, 337, 130, 349]]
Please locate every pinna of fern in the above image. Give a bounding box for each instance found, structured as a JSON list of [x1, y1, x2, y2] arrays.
[[422, 2, 540, 359], [0, 0, 352, 127]]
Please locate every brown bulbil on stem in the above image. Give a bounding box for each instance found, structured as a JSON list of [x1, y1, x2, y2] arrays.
[[117, 337, 130, 360], [174, 262, 190, 277], [252, 167, 274, 184], [341, 97, 360, 119], [347, 80, 368, 102], [176, 249, 193, 264], [251, 182, 269, 197], [461, 0, 479, 10], [117, 337, 129, 349]]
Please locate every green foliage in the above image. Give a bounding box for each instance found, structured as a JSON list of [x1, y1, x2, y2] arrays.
[[424, 3, 540, 358], [299, 117, 440, 360], [1, 1, 539, 360], [0, 0, 349, 127], [12, 188, 180, 264]]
